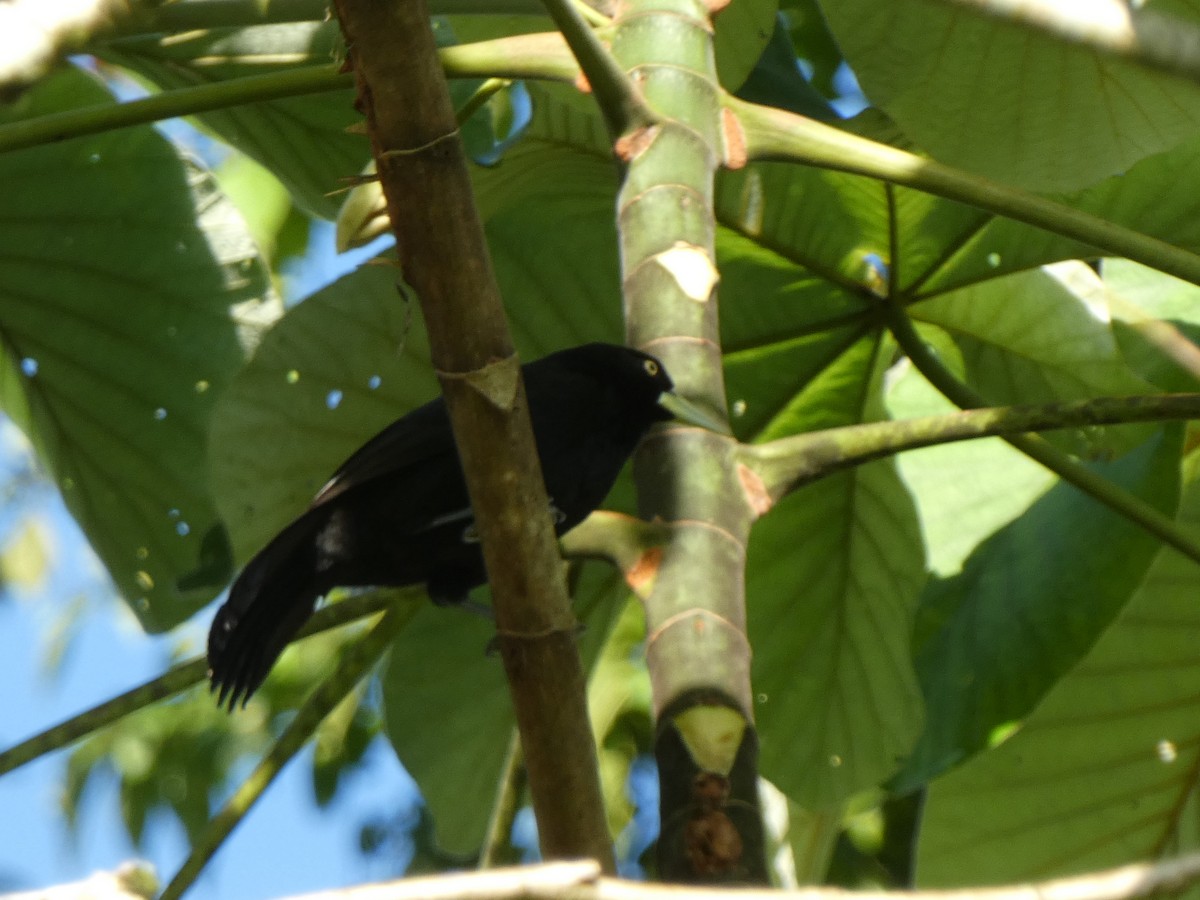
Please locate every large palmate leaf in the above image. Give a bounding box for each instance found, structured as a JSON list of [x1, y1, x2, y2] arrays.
[[889, 364, 1183, 788], [893, 423, 1181, 790], [383, 562, 631, 855], [0, 65, 277, 630], [748, 336, 926, 809], [818, 0, 1200, 191], [918, 455, 1200, 889]]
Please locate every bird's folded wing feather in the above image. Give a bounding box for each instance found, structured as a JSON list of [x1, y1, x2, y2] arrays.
[[312, 399, 457, 506]]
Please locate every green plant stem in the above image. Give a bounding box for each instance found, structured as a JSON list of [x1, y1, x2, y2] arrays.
[[0, 65, 350, 155], [534, 0, 654, 137], [439, 33, 580, 83], [885, 304, 1200, 565], [727, 96, 1200, 288], [456, 78, 512, 125], [116, 0, 552, 35], [478, 729, 527, 869], [118, 0, 333, 32], [559, 510, 670, 574], [159, 604, 410, 900], [0, 591, 400, 776], [0, 36, 580, 156], [747, 393, 1200, 505]]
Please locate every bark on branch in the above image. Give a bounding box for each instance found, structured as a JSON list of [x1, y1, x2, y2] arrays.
[[331, 0, 614, 871]]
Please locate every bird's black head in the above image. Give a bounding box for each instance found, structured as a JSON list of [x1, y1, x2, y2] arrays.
[[551, 342, 675, 422]]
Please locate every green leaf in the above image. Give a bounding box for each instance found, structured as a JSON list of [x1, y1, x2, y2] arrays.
[[713, 0, 779, 93], [101, 23, 367, 218], [717, 224, 874, 440], [887, 365, 1053, 580], [382, 603, 513, 856], [735, 15, 837, 120], [894, 425, 1183, 791], [209, 264, 433, 563], [1104, 259, 1200, 392], [749, 335, 926, 809], [818, 0, 1200, 191], [917, 454, 1200, 885], [588, 592, 653, 842], [779, 0, 845, 98], [0, 66, 277, 630], [382, 563, 630, 855], [916, 134, 1200, 294], [716, 161, 900, 293], [911, 262, 1157, 456]]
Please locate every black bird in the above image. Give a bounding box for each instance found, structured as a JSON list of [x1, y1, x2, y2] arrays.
[[208, 342, 679, 709]]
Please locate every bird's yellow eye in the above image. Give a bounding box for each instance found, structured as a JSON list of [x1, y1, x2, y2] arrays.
[[643, 359, 659, 376]]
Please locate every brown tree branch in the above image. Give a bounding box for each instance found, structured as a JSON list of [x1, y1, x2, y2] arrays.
[[269, 852, 1200, 900], [330, 0, 614, 871]]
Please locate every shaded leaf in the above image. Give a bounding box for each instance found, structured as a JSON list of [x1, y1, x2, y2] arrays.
[[713, 0, 780, 93], [0, 66, 277, 630], [918, 455, 1200, 886], [209, 263, 431, 563], [779, 0, 845, 98], [818, 0, 1200, 191], [894, 426, 1183, 790], [382, 602, 512, 855]]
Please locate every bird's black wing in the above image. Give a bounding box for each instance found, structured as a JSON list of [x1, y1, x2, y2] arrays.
[[209, 343, 673, 709], [313, 398, 456, 505], [209, 397, 467, 709]]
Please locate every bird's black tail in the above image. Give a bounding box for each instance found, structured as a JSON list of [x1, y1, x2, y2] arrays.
[[207, 509, 336, 710]]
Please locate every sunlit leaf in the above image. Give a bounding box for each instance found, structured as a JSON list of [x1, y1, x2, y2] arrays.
[[819, 0, 1200, 191]]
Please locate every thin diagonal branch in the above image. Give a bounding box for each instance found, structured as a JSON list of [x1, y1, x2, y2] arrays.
[[533, 0, 654, 137], [0, 65, 350, 155], [159, 604, 410, 900], [746, 393, 1200, 507], [0, 590, 400, 776]]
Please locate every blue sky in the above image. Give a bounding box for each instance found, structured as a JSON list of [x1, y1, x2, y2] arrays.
[[0, 576, 416, 897]]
